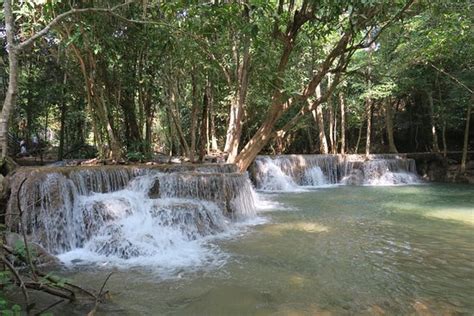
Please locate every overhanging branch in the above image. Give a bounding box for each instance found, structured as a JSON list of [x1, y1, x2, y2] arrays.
[[17, 1, 135, 51]]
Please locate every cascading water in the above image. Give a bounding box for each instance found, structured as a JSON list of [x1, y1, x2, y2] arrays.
[[303, 167, 327, 186], [252, 157, 299, 191], [251, 154, 420, 190], [6, 165, 262, 274]]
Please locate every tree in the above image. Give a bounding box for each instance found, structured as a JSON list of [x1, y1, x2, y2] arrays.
[[232, 0, 414, 170], [1, 0, 132, 160]]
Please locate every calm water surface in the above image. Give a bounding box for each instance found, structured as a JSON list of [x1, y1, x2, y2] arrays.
[[60, 184, 474, 315]]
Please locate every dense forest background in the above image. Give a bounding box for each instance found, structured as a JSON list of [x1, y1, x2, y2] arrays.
[[1, 0, 472, 171]]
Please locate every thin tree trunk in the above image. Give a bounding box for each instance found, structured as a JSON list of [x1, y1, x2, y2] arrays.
[[312, 85, 329, 154], [98, 89, 123, 160], [437, 73, 447, 158], [339, 92, 346, 154], [233, 7, 354, 171], [190, 72, 199, 162], [120, 87, 141, 150], [333, 96, 338, 154], [0, 0, 18, 159], [327, 74, 336, 154], [442, 120, 447, 158], [460, 100, 472, 173], [199, 89, 209, 162], [307, 127, 314, 153], [168, 85, 190, 157], [427, 90, 440, 152], [165, 106, 174, 157], [365, 97, 372, 156], [355, 122, 363, 154], [225, 33, 251, 162], [58, 72, 67, 160], [385, 97, 398, 153], [68, 43, 102, 155], [208, 80, 218, 152]]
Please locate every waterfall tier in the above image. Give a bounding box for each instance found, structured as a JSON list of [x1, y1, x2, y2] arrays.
[[5, 164, 258, 267], [250, 154, 419, 190]]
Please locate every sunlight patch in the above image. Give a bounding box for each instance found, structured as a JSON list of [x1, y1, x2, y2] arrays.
[[427, 209, 474, 225], [262, 222, 329, 235]]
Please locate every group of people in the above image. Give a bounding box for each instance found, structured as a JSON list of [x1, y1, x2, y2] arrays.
[[18, 135, 39, 157]]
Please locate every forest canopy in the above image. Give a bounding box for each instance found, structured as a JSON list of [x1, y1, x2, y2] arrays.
[[1, 0, 472, 171]]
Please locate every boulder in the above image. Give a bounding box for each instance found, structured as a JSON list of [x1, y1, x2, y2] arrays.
[[148, 179, 160, 198]]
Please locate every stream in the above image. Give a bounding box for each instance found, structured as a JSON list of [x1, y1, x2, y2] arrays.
[[53, 184, 474, 315]]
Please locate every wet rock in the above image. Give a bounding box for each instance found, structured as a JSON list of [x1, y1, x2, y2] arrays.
[[148, 179, 160, 198], [0, 156, 19, 176]]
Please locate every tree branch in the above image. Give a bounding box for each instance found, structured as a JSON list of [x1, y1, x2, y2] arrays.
[[429, 63, 473, 94], [353, 0, 415, 51], [0, 255, 31, 311], [17, 1, 135, 51]]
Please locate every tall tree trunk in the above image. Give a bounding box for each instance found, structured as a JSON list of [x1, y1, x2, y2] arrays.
[[190, 72, 199, 162], [143, 87, 154, 155], [307, 127, 315, 153], [442, 120, 447, 158], [460, 100, 472, 173], [333, 96, 338, 154], [120, 87, 141, 150], [427, 90, 440, 152], [312, 85, 329, 154], [0, 0, 18, 159], [199, 89, 210, 162], [68, 43, 102, 156], [208, 80, 218, 152], [168, 84, 190, 158], [384, 97, 398, 153], [224, 33, 251, 162], [97, 89, 123, 160], [355, 122, 363, 154], [437, 73, 447, 158], [365, 52, 373, 157], [58, 72, 67, 160], [365, 97, 372, 156], [339, 92, 346, 154], [327, 74, 336, 154], [232, 6, 354, 171]]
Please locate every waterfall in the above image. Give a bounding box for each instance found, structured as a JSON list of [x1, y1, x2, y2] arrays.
[[251, 154, 419, 190], [303, 167, 327, 186], [5, 165, 260, 270], [253, 157, 299, 191]]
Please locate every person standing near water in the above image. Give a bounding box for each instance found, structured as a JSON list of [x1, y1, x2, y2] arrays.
[[32, 134, 39, 151], [19, 140, 27, 156]]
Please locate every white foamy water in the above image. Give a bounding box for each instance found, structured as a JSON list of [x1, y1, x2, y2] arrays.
[[303, 166, 328, 186], [254, 158, 300, 191], [252, 154, 420, 191], [9, 166, 266, 275]]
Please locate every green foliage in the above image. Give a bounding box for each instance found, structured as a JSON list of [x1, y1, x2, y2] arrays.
[[4, 0, 472, 159], [0, 297, 22, 316], [126, 151, 146, 162]]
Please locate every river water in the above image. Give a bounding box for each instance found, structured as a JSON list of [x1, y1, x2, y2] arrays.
[[55, 183, 474, 315]]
